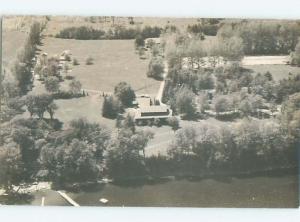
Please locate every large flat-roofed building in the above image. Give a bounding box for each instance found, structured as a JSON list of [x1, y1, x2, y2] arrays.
[[134, 105, 172, 121], [133, 95, 173, 122]]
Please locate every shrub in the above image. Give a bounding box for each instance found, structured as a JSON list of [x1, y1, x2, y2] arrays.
[[167, 117, 179, 131], [52, 90, 83, 99], [153, 118, 161, 127], [44, 76, 60, 93], [69, 80, 82, 95], [72, 58, 80, 66], [85, 56, 94, 65]]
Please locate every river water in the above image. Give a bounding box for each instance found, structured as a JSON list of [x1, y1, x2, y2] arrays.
[[2, 174, 298, 207], [63, 174, 299, 208]]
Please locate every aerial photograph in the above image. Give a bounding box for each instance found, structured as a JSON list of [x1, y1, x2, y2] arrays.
[[0, 15, 299, 207]]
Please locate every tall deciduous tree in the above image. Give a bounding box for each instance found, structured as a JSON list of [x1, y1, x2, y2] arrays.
[[114, 82, 136, 107], [175, 87, 196, 118]]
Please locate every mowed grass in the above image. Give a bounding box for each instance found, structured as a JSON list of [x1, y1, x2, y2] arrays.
[[39, 37, 160, 95], [54, 94, 115, 129], [15, 94, 115, 130], [244, 64, 300, 82]]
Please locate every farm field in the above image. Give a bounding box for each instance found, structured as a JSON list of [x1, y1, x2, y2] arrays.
[[39, 37, 161, 95]]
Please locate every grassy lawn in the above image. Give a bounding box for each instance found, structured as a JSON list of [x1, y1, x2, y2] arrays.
[[244, 64, 300, 82], [15, 94, 115, 130], [39, 37, 161, 95], [54, 94, 115, 129]]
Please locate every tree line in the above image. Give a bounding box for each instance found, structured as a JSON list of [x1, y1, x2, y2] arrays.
[[55, 25, 162, 40], [218, 20, 300, 55], [1, 22, 43, 123]]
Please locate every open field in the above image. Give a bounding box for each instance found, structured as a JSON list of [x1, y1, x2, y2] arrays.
[[2, 16, 47, 71], [244, 64, 300, 81], [1, 30, 27, 73], [242, 56, 289, 65], [15, 93, 115, 130], [39, 37, 161, 95], [54, 95, 115, 129]]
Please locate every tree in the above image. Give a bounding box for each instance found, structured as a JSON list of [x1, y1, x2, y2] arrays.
[[45, 76, 60, 93], [69, 79, 82, 95], [12, 61, 32, 94], [281, 93, 300, 137], [196, 93, 210, 113], [28, 22, 41, 45], [46, 102, 58, 120], [40, 139, 101, 185], [0, 144, 23, 193], [105, 128, 153, 179], [135, 34, 145, 47], [69, 118, 110, 158], [197, 73, 214, 90], [213, 95, 232, 114], [102, 96, 122, 119], [221, 36, 244, 62], [167, 117, 180, 131], [147, 57, 164, 80], [25, 94, 54, 119], [120, 113, 136, 132], [175, 87, 196, 118], [114, 82, 136, 107], [168, 126, 198, 159]]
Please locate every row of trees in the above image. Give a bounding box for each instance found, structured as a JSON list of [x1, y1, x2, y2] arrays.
[[12, 22, 42, 95], [218, 20, 300, 55], [166, 34, 244, 71], [0, 22, 42, 123], [56, 25, 162, 40], [167, 117, 298, 174]]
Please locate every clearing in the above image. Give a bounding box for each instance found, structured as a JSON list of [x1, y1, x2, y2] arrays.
[[244, 64, 300, 81]]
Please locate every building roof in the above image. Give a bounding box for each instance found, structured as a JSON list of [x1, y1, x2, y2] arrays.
[[136, 97, 151, 107], [134, 105, 173, 120], [140, 105, 168, 113]]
